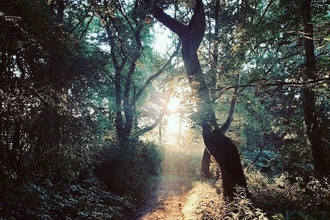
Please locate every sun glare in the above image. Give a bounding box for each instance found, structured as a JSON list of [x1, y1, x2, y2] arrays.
[[167, 97, 181, 113], [152, 23, 173, 54], [166, 97, 188, 136]]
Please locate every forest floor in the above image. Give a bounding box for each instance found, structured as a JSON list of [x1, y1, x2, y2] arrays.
[[125, 175, 225, 220]]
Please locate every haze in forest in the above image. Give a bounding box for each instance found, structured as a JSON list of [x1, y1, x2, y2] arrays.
[[1, 0, 330, 219]]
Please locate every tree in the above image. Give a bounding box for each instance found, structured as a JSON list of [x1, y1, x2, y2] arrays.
[[90, 1, 180, 143], [247, 0, 330, 177], [144, 0, 247, 198], [300, 0, 329, 177], [199, 0, 259, 178], [0, 0, 116, 185], [203, 0, 330, 178]]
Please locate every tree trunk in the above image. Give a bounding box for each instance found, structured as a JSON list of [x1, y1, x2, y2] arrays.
[[301, 0, 329, 177], [146, 0, 246, 198], [203, 124, 247, 197], [201, 74, 240, 178], [105, 18, 142, 143], [201, 149, 211, 178], [158, 120, 163, 144], [57, 0, 65, 23], [201, 0, 220, 178], [177, 114, 182, 144]]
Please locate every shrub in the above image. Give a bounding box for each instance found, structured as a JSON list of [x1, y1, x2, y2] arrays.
[[94, 139, 163, 201], [225, 187, 268, 220], [246, 166, 330, 217], [0, 176, 132, 219]]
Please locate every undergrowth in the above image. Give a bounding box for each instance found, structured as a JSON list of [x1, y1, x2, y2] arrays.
[[94, 139, 163, 201], [0, 139, 163, 219], [0, 176, 133, 219], [183, 167, 330, 220], [246, 167, 330, 219]]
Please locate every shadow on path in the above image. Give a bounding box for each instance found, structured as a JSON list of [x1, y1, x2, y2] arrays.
[[124, 176, 193, 220]]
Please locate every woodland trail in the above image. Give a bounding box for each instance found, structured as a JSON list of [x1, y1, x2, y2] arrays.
[[127, 176, 193, 220]]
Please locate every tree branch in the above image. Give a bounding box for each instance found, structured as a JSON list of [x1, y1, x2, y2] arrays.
[[249, 132, 284, 167], [188, 0, 205, 51], [219, 73, 241, 134], [213, 77, 330, 101], [133, 43, 180, 104], [134, 95, 170, 136], [144, 0, 186, 36]]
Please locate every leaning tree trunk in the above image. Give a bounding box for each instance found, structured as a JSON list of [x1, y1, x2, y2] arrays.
[[200, 0, 220, 179], [201, 74, 240, 178], [301, 0, 328, 177], [145, 0, 246, 198]]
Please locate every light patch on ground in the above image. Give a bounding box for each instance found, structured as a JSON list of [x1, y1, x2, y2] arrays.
[[130, 177, 228, 220], [137, 176, 192, 220], [183, 181, 226, 220]]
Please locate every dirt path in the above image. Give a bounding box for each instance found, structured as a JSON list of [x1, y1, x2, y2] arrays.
[[127, 176, 193, 220]]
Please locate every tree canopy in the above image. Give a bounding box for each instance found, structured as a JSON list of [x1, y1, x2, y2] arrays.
[[1, 0, 330, 218]]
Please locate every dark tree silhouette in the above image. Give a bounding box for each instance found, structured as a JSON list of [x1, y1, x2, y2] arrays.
[[203, 123, 247, 197], [301, 0, 329, 177], [144, 0, 246, 197], [201, 74, 240, 178]]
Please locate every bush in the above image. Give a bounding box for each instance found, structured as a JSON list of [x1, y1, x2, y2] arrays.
[[225, 187, 268, 220], [0, 176, 132, 219], [246, 166, 330, 217], [94, 139, 163, 201]]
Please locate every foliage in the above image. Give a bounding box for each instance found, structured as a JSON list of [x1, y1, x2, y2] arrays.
[[200, 0, 330, 179], [182, 178, 267, 220], [183, 168, 330, 220], [0, 0, 101, 186], [225, 187, 267, 220], [0, 176, 133, 219], [1, 0, 330, 218], [182, 180, 227, 219], [94, 139, 163, 201], [272, 211, 330, 220], [246, 167, 330, 217]]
